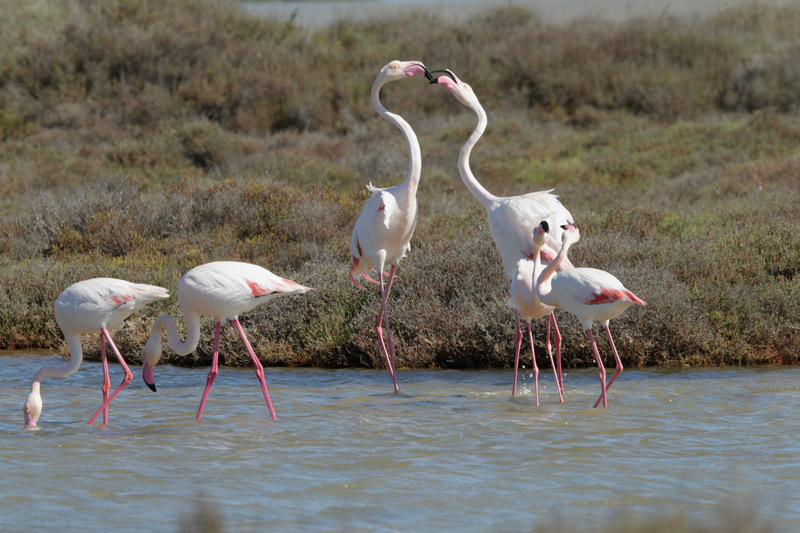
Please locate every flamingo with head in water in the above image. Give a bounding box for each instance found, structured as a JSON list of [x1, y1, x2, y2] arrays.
[[23, 278, 169, 427], [142, 261, 311, 420], [431, 68, 573, 402], [349, 60, 432, 393], [533, 221, 646, 407]]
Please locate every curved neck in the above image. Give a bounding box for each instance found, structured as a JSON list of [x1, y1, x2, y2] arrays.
[[32, 332, 84, 384], [371, 77, 422, 204], [458, 99, 498, 209], [147, 312, 203, 360], [535, 239, 573, 305]]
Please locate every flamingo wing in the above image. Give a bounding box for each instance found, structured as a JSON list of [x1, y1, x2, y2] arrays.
[[488, 193, 574, 278], [552, 268, 637, 306]]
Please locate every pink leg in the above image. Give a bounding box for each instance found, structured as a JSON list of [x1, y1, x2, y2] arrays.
[[593, 325, 624, 408], [87, 329, 134, 425], [544, 315, 563, 403], [511, 311, 523, 395], [526, 320, 540, 406], [382, 265, 398, 361], [196, 321, 221, 421], [375, 268, 398, 393], [234, 318, 277, 420], [551, 313, 564, 399], [100, 332, 110, 425], [586, 329, 607, 408]]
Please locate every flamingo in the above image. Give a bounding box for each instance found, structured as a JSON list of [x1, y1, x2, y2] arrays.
[[507, 259, 563, 404], [141, 261, 311, 421], [22, 278, 169, 427], [349, 60, 432, 393], [431, 68, 573, 400], [532, 221, 646, 408]]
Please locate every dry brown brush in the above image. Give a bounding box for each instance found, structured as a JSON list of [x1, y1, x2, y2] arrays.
[[1, 0, 799, 369]]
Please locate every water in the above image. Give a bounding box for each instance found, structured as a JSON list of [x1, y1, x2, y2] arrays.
[[240, 0, 790, 29], [2, 351, 799, 531]]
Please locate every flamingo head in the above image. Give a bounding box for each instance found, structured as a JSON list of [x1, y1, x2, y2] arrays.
[[379, 60, 432, 82], [23, 385, 42, 428], [142, 337, 163, 392], [533, 220, 549, 247], [430, 69, 479, 108], [560, 224, 581, 245]]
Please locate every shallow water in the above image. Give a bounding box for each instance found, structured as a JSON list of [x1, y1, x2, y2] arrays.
[[2, 351, 799, 531]]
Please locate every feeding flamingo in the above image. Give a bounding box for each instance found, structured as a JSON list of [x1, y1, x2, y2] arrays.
[[431, 68, 573, 400], [349, 60, 432, 393], [23, 278, 169, 427], [142, 261, 311, 421], [533, 221, 646, 407]]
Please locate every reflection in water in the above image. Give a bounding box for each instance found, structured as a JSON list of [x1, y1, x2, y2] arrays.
[[2, 353, 799, 531]]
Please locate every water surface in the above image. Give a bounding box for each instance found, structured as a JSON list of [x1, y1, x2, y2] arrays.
[[2, 352, 799, 531]]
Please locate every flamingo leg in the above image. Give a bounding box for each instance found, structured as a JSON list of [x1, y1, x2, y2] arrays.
[[375, 267, 398, 392], [586, 328, 607, 408], [361, 272, 380, 285], [551, 313, 564, 400], [382, 265, 398, 360], [526, 320, 540, 406], [87, 329, 133, 425], [100, 331, 110, 425], [234, 318, 277, 420], [511, 311, 523, 395], [544, 314, 564, 403], [593, 325, 624, 408], [196, 321, 221, 421]]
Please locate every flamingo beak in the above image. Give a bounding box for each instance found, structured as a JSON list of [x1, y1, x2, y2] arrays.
[[428, 69, 457, 85], [541, 220, 550, 233], [422, 65, 433, 81], [142, 359, 157, 392]]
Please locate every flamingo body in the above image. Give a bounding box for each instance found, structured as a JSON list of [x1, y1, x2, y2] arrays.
[[348, 60, 431, 393], [53, 278, 168, 333], [178, 261, 310, 323], [534, 223, 646, 407], [23, 278, 169, 427], [349, 186, 416, 281], [546, 267, 646, 329], [508, 259, 556, 322], [142, 261, 311, 420], [434, 69, 572, 400]]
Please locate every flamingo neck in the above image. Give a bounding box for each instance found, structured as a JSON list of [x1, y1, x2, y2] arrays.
[[371, 77, 422, 207], [144, 312, 202, 365], [535, 240, 573, 307], [32, 332, 84, 384], [458, 98, 498, 209]]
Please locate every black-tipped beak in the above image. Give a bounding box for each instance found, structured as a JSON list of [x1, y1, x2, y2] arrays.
[[146, 381, 157, 392], [560, 225, 568, 230], [429, 69, 456, 85], [422, 66, 433, 82], [541, 221, 550, 233]]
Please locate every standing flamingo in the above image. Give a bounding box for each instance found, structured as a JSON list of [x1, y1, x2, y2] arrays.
[[432, 68, 573, 400], [507, 258, 563, 404], [349, 60, 432, 393], [533, 222, 646, 407], [23, 278, 169, 427], [141, 261, 311, 420]]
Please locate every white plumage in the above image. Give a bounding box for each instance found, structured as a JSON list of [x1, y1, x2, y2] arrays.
[[23, 278, 169, 427], [142, 261, 311, 421], [348, 60, 432, 393], [434, 69, 573, 402], [534, 223, 645, 408]]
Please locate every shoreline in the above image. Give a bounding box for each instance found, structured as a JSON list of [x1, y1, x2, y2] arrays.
[[240, 0, 793, 29]]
